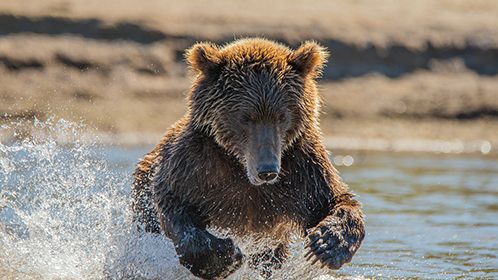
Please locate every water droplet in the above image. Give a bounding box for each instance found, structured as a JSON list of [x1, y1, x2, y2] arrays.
[[480, 141, 491, 154], [343, 155, 354, 167], [333, 155, 343, 166]]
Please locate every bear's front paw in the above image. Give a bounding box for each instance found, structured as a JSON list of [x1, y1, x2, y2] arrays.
[[304, 217, 364, 269], [177, 233, 244, 279]]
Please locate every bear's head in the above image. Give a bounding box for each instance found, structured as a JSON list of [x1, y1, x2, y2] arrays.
[[186, 38, 328, 186]]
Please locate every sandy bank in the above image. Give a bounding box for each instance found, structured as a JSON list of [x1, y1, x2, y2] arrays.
[[0, 1, 497, 154]]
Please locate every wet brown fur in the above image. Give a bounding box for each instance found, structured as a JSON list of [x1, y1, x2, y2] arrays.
[[132, 38, 365, 279]]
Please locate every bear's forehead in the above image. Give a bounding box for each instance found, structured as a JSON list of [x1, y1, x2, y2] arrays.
[[219, 39, 292, 65]]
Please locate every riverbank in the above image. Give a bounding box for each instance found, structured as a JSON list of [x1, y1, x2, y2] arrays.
[[1, 0, 497, 154]]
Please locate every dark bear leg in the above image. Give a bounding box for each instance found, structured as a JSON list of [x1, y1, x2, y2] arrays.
[[156, 190, 244, 279], [249, 243, 289, 278]]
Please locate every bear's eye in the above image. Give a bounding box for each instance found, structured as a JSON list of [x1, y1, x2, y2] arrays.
[[241, 115, 253, 124], [277, 113, 287, 123]]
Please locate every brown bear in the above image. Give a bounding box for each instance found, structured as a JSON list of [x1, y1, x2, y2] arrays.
[[132, 38, 365, 279]]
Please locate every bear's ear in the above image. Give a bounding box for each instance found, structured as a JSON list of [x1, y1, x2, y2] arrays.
[[185, 43, 222, 75], [289, 41, 329, 77]]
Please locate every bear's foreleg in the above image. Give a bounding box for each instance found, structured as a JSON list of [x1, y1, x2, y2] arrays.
[[132, 180, 161, 233], [156, 190, 244, 279], [304, 193, 365, 269], [249, 243, 289, 278]]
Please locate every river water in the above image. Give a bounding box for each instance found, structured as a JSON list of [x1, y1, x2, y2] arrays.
[[0, 120, 497, 279]]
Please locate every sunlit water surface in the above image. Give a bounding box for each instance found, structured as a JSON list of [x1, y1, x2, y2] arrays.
[[1, 120, 497, 279]]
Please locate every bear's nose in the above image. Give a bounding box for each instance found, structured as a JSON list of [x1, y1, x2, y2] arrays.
[[258, 171, 278, 182], [257, 164, 279, 182]]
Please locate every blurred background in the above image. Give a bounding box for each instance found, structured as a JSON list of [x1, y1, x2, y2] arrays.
[[1, 0, 497, 152], [0, 1, 497, 279]]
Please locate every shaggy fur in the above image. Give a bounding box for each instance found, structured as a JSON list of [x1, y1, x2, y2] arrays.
[[132, 38, 365, 279]]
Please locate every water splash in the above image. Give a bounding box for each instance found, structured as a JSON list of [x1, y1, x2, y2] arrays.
[[0, 119, 183, 279], [0, 119, 353, 279]]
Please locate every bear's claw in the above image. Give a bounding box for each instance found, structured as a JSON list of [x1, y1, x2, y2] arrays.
[[304, 219, 362, 270]]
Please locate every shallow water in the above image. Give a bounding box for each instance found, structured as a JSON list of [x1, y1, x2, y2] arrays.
[[1, 120, 497, 279]]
